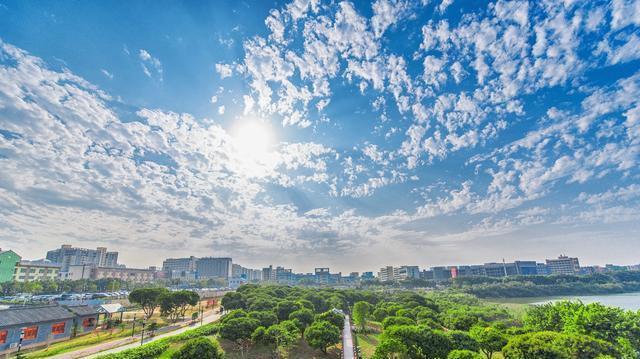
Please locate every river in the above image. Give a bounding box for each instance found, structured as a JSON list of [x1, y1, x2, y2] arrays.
[[492, 292, 640, 311]]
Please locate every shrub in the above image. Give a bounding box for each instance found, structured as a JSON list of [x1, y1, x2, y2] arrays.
[[171, 337, 224, 359]]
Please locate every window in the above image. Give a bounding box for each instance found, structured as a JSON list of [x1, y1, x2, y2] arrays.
[[0, 330, 7, 344], [23, 326, 38, 340], [51, 322, 65, 335], [82, 317, 96, 327]]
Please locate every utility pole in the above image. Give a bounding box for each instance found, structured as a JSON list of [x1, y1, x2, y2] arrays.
[[131, 314, 136, 337]]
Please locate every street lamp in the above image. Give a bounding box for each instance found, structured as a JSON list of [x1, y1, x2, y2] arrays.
[[16, 328, 25, 356], [140, 320, 146, 346]]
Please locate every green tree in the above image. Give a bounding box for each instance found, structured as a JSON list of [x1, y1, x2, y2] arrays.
[[469, 326, 507, 359], [446, 330, 480, 352], [221, 292, 246, 311], [381, 316, 414, 329], [353, 301, 373, 332], [275, 300, 302, 321], [129, 287, 168, 319], [305, 320, 341, 353], [172, 337, 225, 359], [249, 311, 278, 328], [372, 337, 407, 359], [448, 350, 483, 359], [264, 323, 298, 358], [289, 308, 314, 337], [315, 310, 344, 328], [219, 317, 260, 358]]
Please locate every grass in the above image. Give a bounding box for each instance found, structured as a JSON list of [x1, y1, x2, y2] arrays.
[[24, 329, 138, 359], [356, 333, 379, 359]]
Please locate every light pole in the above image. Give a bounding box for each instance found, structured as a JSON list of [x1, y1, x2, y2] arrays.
[[16, 328, 25, 356], [140, 320, 146, 346], [199, 303, 204, 326], [131, 314, 136, 337]]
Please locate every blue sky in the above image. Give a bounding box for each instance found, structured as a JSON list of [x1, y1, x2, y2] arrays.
[[0, 0, 639, 272]]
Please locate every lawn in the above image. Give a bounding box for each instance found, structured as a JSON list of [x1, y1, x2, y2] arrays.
[[356, 333, 379, 359], [24, 328, 140, 358]]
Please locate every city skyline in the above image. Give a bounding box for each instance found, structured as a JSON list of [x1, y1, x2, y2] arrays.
[[1, 1, 640, 271]]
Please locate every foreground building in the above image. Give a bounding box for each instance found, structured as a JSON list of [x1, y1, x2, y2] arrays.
[[0, 305, 98, 356]]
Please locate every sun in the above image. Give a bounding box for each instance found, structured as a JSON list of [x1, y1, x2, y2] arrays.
[[230, 119, 275, 160]]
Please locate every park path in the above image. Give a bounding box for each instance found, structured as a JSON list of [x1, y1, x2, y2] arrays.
[[48, 310, 221, 359], [342, 314, 355, 359]]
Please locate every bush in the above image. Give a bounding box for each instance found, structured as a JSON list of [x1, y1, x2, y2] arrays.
[[447, 350, 483, 359], [94, 340, 169, 359], [172, 337, 224, 359]]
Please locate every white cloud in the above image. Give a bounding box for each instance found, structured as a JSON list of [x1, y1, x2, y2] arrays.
[[138, 49, 163, 80], [215, 63, 234, 79], [218, 105, 225, 114]]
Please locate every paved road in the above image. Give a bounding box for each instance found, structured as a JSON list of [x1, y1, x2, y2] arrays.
[[342, 314, 355, 359], [48, 310, 221, 359]]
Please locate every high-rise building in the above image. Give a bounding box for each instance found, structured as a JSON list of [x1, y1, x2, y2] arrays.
[[196, 257, 232, 280], [546, 255, 580, 275], [232, 264, 262, 281], [378, 266, 395, 282], [397, 265, 420, 280], [514, 261, 538, 275], [46, 245, 118, 271], [262, 265, 275, 282], [0, 249, 21, 283], [162, 256, 197, 279]]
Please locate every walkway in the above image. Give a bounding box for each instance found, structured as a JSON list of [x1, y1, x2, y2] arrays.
[[342, 314, 355, 359], [48, 310, 221, 359]]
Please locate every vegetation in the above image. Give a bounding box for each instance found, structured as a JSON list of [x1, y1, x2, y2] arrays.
[[451, 271, 640, 298], [128, 287, 170, 319], [171, 337, 224, 359]]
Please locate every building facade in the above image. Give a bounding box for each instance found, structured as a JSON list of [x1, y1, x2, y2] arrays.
[[196, 257, 232, 280], [546, 255, 580, 275], [0, 305, 98, 356], [0, 249, 21, 283], [162, 257, 198, 280], [46, 245, 118, 271], [13, 260, 61, 282]]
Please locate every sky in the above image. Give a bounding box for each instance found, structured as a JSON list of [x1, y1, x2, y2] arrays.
[[0, 0, 639, 273]]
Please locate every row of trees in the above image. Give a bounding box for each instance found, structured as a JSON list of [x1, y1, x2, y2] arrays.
[[128, 287, 200, 321], [0, 278, 141, 296]]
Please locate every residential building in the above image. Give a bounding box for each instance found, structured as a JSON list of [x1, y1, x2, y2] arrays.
[[162, 256, 197, 272], [196, 257, 232, 280], [13, 260, 61, 282], [0, 249, 21, 283], [46, 245, 118, 271], [262, 265, 275, 282], [0, 305, 98, 356], [378, 266, 395, 282], [546, 255, 580, 275], [162, 256, 198, 280], [232, 264, 262, 281]]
